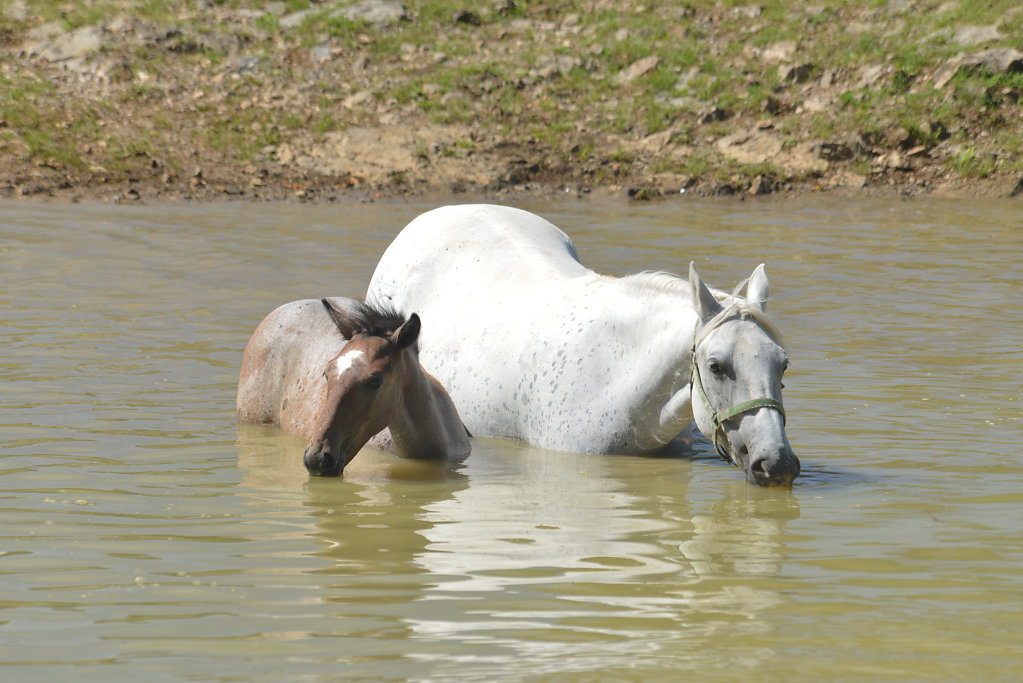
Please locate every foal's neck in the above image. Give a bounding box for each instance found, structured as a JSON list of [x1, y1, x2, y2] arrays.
[[387, 354, 468, 460]]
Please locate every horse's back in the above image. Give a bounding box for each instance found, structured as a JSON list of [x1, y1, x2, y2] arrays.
[[236, 297, 357, 435], [368, 204, 589, 314]]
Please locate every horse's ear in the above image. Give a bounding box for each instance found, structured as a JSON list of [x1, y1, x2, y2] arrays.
[[393, 313, 421, 349], [689, 262, 723, 322], [747, 264, 769, 312], [322, 298, 359, 339]]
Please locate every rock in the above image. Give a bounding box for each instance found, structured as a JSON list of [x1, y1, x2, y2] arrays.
[[311, 43, 332, 63], [716, 130, 782, 165], [696, 106, 730, 125], [829, 171, 868, 189], [532, 54, 582, 80], [919, 120, 950, 141], [3, 1, 28, 21], [885, 0, 913, 15], [453, 10, 481, 26], [874, 150, 911, 171], [933, 49, 1023, 88], [952, 24, 1003, 47], [812, 140, 855, 162], [638, 130, 672, 154], [616, 56, 659, 84], [335, 0, 412, 26], [1007, 175, 1023, 197], [733, 5, 763, 20], [786, 142, 829, 174], [494, 0, 518, 17], [717, 131, 827, 173], [280, 9, 315, 29], [233, 56, 261, 74], [749, 175, 773, 195], [854, 64, 890, 89], [779, 62, 814, 83], [36, 25, 104, 62], [761, 40, 797, 63], [26, 21, 64, 43], [760, 95, 784, 114]]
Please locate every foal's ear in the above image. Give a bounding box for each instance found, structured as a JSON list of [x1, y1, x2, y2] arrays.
[[746, 263, 770, 312], [689, 262, 723, 322], [393, 313, 421, 349], [322, 298, 359, 339]]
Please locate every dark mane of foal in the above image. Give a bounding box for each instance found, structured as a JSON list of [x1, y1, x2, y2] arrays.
[[321, 298, 407, 339]]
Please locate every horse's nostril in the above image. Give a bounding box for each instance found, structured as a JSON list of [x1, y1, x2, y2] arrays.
[[750, 456, 768, 476]]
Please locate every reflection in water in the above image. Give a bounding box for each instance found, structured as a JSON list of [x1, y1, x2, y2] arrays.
[[402, 439, 799, 676], [235, 426, 802, 677]]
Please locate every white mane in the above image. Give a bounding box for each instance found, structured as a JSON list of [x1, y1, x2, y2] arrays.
[[621, 270, 785, 348], [623, 270, 690, 295]]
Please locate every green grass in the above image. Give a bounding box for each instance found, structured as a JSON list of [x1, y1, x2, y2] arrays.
[[3, 0, 1022, 190]]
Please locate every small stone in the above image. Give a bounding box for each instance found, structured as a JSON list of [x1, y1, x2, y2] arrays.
[[454, 10, 481, 26], [696, 106, 729, 125], [36, 25, 104, 62], [761, 41, 797, 63], [616, 55, 659, 84], [749, 175, 774, 195], [779, 62, 814, 83], [335, 0, 412, 26]]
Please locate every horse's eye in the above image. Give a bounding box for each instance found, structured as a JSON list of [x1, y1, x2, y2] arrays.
[[366, 375, 384, 390], [708, 360, 724, 376]]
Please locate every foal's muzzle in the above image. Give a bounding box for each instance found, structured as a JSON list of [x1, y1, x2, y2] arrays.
[[303, 440, 353, 477]]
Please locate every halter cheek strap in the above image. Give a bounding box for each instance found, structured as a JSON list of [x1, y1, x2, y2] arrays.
[[689, 342, 786, 465]]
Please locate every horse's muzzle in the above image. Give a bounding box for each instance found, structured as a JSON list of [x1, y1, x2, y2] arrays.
[[748, 448, 800, 488]]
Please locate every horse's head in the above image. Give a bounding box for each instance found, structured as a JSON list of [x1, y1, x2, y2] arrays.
[[688, 263, 800, 487], [303, 306, 421, 477]]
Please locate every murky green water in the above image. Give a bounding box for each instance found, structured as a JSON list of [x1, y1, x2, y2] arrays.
[[2, 198, 1021, 681]]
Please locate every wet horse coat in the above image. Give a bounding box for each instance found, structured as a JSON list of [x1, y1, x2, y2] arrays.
[[236, 297, 470, 476], [367, 204, 798, 486]]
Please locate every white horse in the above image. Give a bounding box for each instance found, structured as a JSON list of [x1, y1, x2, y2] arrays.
[[367, 204, 799, 486]]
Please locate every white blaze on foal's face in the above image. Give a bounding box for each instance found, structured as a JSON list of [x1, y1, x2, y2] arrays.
[[330, 349, 365, 380]]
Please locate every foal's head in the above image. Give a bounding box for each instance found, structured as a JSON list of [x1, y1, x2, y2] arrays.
[[303, 300, 420, 476]]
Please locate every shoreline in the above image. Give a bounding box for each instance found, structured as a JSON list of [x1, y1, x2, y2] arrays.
[[4, 1, 1022, 206]]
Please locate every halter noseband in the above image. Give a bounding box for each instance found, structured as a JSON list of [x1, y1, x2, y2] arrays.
[[689, 325, 786, 466]]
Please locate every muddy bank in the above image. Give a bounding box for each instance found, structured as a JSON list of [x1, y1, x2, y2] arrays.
[[2, 0, 1022, 203]]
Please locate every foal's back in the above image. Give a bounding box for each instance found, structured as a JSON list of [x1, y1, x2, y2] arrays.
[[236, 297, 361, 437]]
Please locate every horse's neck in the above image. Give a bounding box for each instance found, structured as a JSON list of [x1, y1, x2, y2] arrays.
[[387, 356, 468, 459], [594, 274, 701, 447]]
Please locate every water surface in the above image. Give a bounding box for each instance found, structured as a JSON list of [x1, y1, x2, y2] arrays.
[[1, 197, 1021, 681]]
